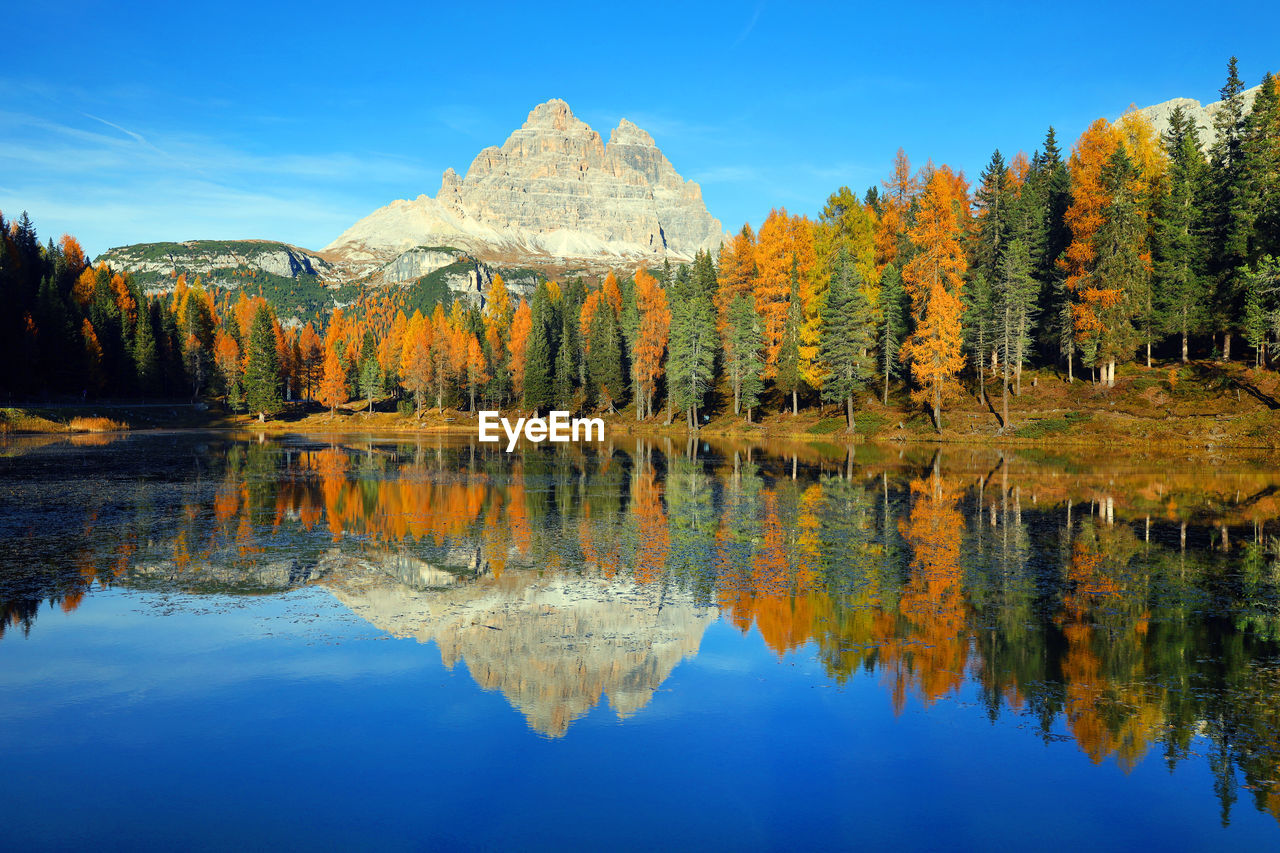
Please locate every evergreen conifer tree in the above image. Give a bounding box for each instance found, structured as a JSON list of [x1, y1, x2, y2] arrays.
[[879, 263, 906, 404], [818, 250, 874, 431], [725, 294, 764, 421], [244, 305, 282, 416]]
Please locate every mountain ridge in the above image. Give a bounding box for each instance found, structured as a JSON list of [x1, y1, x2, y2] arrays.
[[323, 99, 726, 270]]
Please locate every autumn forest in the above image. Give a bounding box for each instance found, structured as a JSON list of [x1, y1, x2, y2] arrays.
[[2, 61, 1278, 437]]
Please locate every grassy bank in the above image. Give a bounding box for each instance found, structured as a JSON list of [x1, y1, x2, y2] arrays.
[[3, 360, 1277, 450]]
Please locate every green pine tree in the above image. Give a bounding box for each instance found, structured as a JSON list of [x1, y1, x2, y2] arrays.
[[133, 296, 161, 396], [1208, 56, 1253, 358], [1092, 147, 1146, 383], [1242, 275, 1268, 367], [726, 293, 765, 421], [965, 271, 995, 407], [554, 311, 577, 409], [818, 250, 875, 431], [973, 150, 1013, 284], [667, 271, 717, 428], [587, 300, 626, 413], [243, 304, 282, 417], [523, 283, 556, 412], [879, 263, 906, 404], [995, 238, 1040, 428], [1155, 104, 1210, 363]]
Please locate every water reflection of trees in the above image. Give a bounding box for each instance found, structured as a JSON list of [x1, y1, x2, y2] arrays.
[[2, 436, 1280, 819]]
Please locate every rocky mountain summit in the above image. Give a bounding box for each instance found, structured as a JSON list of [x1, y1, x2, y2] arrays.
[[325, 99, 726, 269], [1133, 83, 1262, 147]]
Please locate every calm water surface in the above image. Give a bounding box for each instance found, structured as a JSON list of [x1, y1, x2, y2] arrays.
[[2, 432, 1279, 849]]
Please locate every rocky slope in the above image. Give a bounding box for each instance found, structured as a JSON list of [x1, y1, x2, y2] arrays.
[[1133, 83, 1262, 147], [97, 239, 337, 285], [324, 99, 727, 268]]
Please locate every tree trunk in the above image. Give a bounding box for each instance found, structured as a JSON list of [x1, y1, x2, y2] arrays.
[[933, 385, 942, 433], [977, 347, 986, 407], [846, 394, 855, 434], [1181, 328, 1189, 363], [1146, 341, 1151, 369], [1002, 361, 1010, 432], [1224, 331, 1232, 361], [1067, 352, 1073, 383], [791, 388, 797, 416]]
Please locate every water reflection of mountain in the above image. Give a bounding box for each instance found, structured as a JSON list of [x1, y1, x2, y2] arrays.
[[3, 434, 1280, 822], [322, 558, 715, 737]]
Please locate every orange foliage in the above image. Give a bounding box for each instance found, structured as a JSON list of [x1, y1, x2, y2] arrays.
[[754, 208, 817, 370], [900, 168, 968, 425], [634, 269, 670, 410], [507, 298, 532, 400]]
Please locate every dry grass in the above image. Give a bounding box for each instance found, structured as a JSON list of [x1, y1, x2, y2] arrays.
[[0, 409, 66, 434], [68, 416, 128, 432]]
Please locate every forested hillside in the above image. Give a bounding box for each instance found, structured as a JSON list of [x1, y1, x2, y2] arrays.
[[2, 60, 1276, 431]]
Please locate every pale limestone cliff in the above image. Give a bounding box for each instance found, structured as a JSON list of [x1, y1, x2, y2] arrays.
[[325, 99, 726, 268], [1132, 84, 1262, 147]]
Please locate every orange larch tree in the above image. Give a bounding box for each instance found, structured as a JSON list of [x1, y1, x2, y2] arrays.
[[465, 336, 489, 411], [400, 310, 433, 414], [1062, 118, 1123, 381], [633, 268, 670, 420], [716, 224, 757, 331], [900, 167, 968, 431], [508, 298, 532, 402], [318, 346, 347, 417], [754, 208, 817, 374]]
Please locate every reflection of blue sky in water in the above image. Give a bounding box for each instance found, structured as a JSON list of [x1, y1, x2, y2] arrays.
[[2, 433, 1280, 847], [3, 587, 1278, 850]]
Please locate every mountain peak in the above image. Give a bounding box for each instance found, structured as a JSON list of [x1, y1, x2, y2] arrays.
[[523, 98, 587, 133], [609, 118, 655, 148], [325, 99, 725, 269]]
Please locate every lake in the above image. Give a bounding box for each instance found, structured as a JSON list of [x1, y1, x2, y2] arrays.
[[2, 431, 1278, 849]]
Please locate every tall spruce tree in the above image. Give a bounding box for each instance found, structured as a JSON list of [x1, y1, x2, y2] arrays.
[[1208, 56, 1252, 358], [133, 296, 161, 396], [965, 271, 995, 407], [586, 300, 626, 412], [523, 283, 556, 412], [1093, 147, 1146, 384], [818, 250, 874, 431], [244, 304, 282, 416], [879, 263, 906, 404], [725, 294, 764, 421], [1241, 72, 1280, 263], [995, 239, 1039, 428], [667, 269, 717, 428], [554, 310, 577, 409], [1156, 105, 1210, 362], [973, 150, 1013, 283], [359, 329, 381, 415]]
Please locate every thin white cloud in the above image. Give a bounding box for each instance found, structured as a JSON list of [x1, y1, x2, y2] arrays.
[[732, 1, 766, 47]]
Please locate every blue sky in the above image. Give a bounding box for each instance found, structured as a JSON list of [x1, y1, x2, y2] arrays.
[[2, 0, 1277, 257]]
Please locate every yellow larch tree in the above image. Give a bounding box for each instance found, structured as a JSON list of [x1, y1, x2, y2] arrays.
[[900, 167, 968, 432]]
